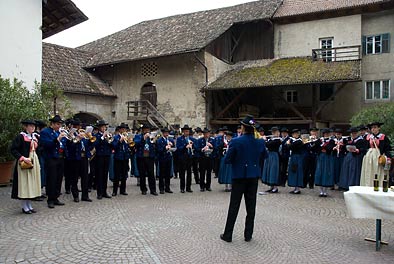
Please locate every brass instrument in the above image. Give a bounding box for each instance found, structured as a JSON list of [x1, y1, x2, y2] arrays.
[[122, 132, 135, 147], [101, 127, 115, 143], [59, 127, 79, 143], [79, 128, 96, 143], [149, 131, 160, 144], [254, 127, 263, 139]]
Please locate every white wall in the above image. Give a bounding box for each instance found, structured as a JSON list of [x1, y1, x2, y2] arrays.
[[0, 0, 42, 90], [274, 15, 362, 58]]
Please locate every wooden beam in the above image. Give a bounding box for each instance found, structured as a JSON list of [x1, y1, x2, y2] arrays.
[[273, 91, 307, 120], [315, 83, 347, 115], [215, 89, 247, 118]]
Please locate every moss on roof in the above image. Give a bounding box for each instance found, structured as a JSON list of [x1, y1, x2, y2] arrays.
[[208, 57, 361, 90]]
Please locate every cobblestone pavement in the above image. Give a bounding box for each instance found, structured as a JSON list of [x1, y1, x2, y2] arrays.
[[1, 177, 394, 264]]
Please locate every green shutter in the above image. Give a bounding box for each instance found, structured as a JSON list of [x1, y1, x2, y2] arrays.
[[362, 36, 366, 55], [382, 33, 390, 53]]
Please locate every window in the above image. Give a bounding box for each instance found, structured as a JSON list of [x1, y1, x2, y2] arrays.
[[320, 38, 333, 62], [285, 90, 298, 103], [365, 80, 390, 100], [320, 84, 335, 101], [363, 33, 390, 55]]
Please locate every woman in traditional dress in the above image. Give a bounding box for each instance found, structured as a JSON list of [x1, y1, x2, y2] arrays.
[[261, 127, 281, 193], [338, 127, 367, 190], [218, 131, 233, 192], [287, 129, 305, 194], [314, 129, 335, 197], [360, 122, 391, 186], [10, 120, 42, 214]]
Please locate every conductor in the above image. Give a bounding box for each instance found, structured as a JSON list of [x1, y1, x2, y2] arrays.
[[220, 115, 266, 242]]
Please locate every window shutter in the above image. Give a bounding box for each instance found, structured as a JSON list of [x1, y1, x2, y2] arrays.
[[362, 36, 366, 55], [382, 33, 390, 53]]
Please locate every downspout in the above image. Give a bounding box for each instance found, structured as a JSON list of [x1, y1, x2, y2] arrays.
[[194, 51, 209, 126]]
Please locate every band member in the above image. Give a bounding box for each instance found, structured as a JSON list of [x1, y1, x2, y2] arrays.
[[111, 123, 130, 196], [360, 122, 391, 186], [261, 127, 281, 193], [359, 125, 369, 140], [176, 125, 195, 193], [88, 124, 98, 191], [134, 124, 158, 195], [221, 115, 266, 243], [235, 125, 242, 138], [10, 120, 41, 214], [93, 120, 113, 199], [157, 128, 175, 194], [218, 131, 233, 192], [213, 127, 226, 178], [64, 119, 92, 202], [287, 129, 305, 194], [35, 119, 47, 199], [197, 128, 215, 192], [192, 127, 202, 184], [40, 115, 67, 208], [314, 129, 335, 197], [303, 127, 319, 189], [331, 128, 347, 189], [338, 127, 367, 190], [63, 118, 73, 194], [279, 127, 290, 187]]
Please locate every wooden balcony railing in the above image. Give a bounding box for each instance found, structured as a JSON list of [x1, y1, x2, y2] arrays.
[[312, 45, 361, 62], [126, 100, 173, 129]]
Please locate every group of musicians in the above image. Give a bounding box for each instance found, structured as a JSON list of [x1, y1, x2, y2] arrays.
[[11, 113, 392, 213]]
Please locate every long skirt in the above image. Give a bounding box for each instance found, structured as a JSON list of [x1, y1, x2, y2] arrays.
[[132, 155, 140, 177], [11, 149, 41, 199], [262, 151, 280, 186], [338, 152, 363, 190], [360, 148, 384, 187], [287, 153, 304, 187], [315, 153, 334, 187], [332, 155, 344, 184], [218, 156, 232, 184]]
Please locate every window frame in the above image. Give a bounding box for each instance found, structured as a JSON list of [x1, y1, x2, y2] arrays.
[[365, 80, 390, 100], [319, 37, 334, 62], [285, 90, 298, 104]]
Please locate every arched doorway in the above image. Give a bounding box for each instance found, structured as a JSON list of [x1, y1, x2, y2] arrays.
[[73, 112, 102, 126], [141, 82, 157, 107]]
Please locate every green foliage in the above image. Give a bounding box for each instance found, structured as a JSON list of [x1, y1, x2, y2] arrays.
[[0, 76, 72, 162], [350, 103, 394, 139]]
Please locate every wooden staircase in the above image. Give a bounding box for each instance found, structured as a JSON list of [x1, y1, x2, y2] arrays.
[[126, 100, 174, 130]]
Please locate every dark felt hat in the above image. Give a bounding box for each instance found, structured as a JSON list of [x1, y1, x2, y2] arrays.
[[161, 127, 170, 133], [119, 122, 129, 129], [358, 124, 368, 130], [225, 131, 234, 137], [270, 126, 279, 132], [181, 124, 191, 131], [21, 119, 36, 125], [72, 118, 82, 126], [240, 115, 256, 127], [309, 127, 318, 131], [321, 128, 330, 134], [35, 120, 47, 128], [334, 128, 343, 133], [202, 127, 210, 133], [280, 127, 289, 132], [96, 120, 108, 126], [49, 115, 64, 123], [348, 127, 360, 133], [291, 128, 300, 133], [141, 123, 151, 129], [367, 122, 384, 128], [195, 127, 202, 133]]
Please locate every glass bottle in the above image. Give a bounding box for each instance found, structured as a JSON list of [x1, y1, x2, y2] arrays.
[[373, 174, 379, 192], [383, 174, 389, 192]]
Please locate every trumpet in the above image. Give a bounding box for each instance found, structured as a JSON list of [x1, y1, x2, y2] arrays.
[[59, 127, 79, 143], [79, 129, 96, 143], [149, 131, 160, 143], [121, 132, 135, 147]]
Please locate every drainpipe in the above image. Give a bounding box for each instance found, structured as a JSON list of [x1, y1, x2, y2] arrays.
[[194, 51, 209, 126]]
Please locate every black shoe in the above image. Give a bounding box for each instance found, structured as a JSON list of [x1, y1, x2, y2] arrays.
[[73, 197, 80, 203], [120, 192, 128, 196], [81, 198, 92, 202], [271, 189, 279, 193], [30, 209, 37, 213], [319, 193, 324, 197], [200, 189, 205, 192], [22, 208, 32, 214], [196, 181, 200, 184], [165, 190, 173, 193], [294, 190, 301, 195], [34, 197, 44, 201], [265, 189, 273, 193], [48, 202, 55, 209], [142, 191, 147, 195], [206, 188, 212, 192], [181, 190, 185, 193], [103, 194, 112, 199], [54, 200, 65, 206], [186, 189, 193, 193], [97, 195, 103, 200], [65, 190, 71, 194], [289, 190, 295, 194], [151, 192, 158, 196], [220, 234, 232, 243], [160, 190, 165, 194], [112, 193, 117, 197], [245, 237, 252, 242]]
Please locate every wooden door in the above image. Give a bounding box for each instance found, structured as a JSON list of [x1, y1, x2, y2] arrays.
[[141, 82, 157, 107]]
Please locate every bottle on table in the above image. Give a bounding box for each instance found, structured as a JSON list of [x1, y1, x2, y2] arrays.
[[373, 174, 379, 192], [383, 174, 389, 192]]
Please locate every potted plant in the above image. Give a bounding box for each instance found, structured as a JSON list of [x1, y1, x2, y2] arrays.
[[0, 76, 48, 184]]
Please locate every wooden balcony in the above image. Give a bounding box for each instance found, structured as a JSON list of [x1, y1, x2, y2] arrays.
[[312, 45, 361, 62]]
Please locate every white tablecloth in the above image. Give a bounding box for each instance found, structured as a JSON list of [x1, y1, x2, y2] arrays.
[[344, 186, 394, 220]]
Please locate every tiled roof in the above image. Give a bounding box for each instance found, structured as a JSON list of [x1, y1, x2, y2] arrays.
[[42, 43, 116, 97], [274, 0, 392, 18], [78, 0, 282, 67], [207, 57, 361, 90]]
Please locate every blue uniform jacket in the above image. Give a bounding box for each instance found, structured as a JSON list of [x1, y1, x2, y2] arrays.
[[176, 136, 195, 159], [196, 137, 216, 158], [65, 138, 92, 160], [225, 133, 266, 179], [112, 134, 131, 160], [40, 127, 67, 159], [156, 137, 175, 161], [134, 134, 156, 158], [280, 136, 291, 159], [93, 131, 112, 156]]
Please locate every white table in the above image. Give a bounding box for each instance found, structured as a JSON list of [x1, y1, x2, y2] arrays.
[[344, 186, 394, 251]]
